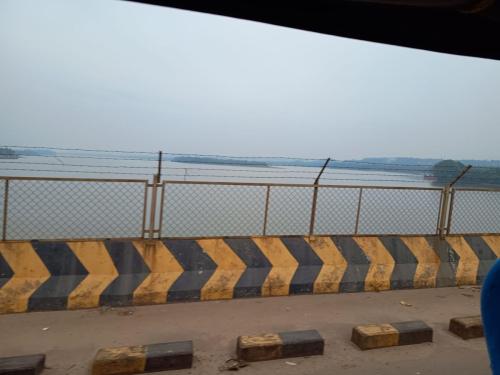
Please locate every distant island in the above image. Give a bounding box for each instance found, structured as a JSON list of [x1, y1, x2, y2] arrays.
[[432, 160, 500, 188], [0, 147, 57, 158], [0, 147, 19, 159], [167, 155, 500, 187], [170, 156, 270, 167]]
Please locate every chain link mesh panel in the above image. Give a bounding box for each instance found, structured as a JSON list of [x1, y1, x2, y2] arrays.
[[449, 189, 500, 234], [0, 180, 5, 240], [161, 183, 267, 237], [357, 188, 442, 235], [314, 187, 360, 235], [6, 179, 146, 240], [266, 186, 314, 235]]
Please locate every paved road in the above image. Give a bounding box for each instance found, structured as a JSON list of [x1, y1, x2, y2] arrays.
[[0, 287, 489, 374]]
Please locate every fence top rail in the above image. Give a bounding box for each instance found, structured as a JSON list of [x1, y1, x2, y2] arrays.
[[454, 187, 500, 193], [162, 179, 444, 191], [0, 176, 149, 183]]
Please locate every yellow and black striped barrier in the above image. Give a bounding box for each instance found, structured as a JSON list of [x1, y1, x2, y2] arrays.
[[0, 235, 499, 314], [92, 341, 193, 374], [237, 330, 324, 362], [351, 320, 433, 350]]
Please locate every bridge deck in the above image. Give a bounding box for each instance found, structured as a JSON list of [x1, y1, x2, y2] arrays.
[[0, 286, 487, 375]]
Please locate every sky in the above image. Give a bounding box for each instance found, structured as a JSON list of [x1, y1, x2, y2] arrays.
[[1, 0, 500, 160]]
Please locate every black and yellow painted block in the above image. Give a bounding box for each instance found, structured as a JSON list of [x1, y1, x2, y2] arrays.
[[92, 341, 193, 375], [0, 235, 499, 314], [351, 320, 433, 350], [0, 354, 45, 375], [237, 330, 324, 362], [449, 316, 484, 339]]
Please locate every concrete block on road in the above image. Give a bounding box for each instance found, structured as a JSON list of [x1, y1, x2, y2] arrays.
[[92, 341, 193, 375], [0, 354, 45, 375], [237, 330, 324, 362], [352, 320, 433, 350], [449, 316, 483, 339]]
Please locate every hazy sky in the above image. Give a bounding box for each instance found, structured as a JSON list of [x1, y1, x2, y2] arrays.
[[1, 0, 500, 160]]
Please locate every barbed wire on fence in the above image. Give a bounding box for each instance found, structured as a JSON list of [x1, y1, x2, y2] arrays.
[[1, 145, 500, 187]]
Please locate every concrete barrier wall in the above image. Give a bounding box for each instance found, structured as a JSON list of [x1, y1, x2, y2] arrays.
[[0, 235, 499, 314]]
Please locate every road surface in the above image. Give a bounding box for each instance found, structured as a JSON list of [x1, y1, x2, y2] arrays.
[[0, 287, 489, 374]]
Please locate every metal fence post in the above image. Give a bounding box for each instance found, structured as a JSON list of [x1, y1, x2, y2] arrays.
[[2, 179, 9, 241], [446, 188, 456, 235], [309, 185, 319, 236], [438, 187, 450, 239], [157, 181, 166, 238], [309, 158, 331, 236], [262, 185, 271, 236], [148, 174, 159, 239], [156, 151, 163, 182], [141, 181, 148, 239], [438, 165, 471, 238], [354, 187, 363, 234]]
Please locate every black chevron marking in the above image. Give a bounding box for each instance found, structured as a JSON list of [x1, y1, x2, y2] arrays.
[[0, 251, 13, 289], [426, 236, 458, 287], [100, 241, 150, 307], [224, 238, 271, 298], [464, 236, 497, 284], [164, 239, 216, 302], [280, 237, 322, 294], [379, 237, 417, 290], [332, 237, 370, 292], [28, 241, 87, 311]]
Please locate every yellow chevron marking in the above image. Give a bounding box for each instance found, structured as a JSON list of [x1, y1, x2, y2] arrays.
[[482, 235, 500, 258], [252, 237, 298, 297], [446, 236, 479, 285], [198, 239, 246, 300], [133, 241, 183, 305], [401, 237, 440, 288], [354, 237, 395, 292], [67, 241, 118, 310], [0, 242, 50, 313], [305, 236, 347, 293]]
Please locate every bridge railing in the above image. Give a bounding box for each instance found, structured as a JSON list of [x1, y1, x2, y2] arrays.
[[447, 187, 500, 235], [0, 176, 148, 241], [159, 181, 444, 238], [0, 175, 499, 241]]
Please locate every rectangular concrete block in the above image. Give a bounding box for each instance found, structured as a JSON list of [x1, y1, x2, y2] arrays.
[[449, 316, 483, 339], [92, 341, 193, 375], [391, 321, 433, 345], [0, 354, 45, 375], [144, 342, 193, 372], [237, 330, 324, 362], [352, 321, 433, 350]]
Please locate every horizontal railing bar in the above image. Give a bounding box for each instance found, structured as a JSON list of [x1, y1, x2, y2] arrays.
[[0, 236, 145, 243], [2, 232, 497, 243], [158, 232, 457, 240], [446, 232, 500, 236], [453, 187, 500, 192], [0, 176, 148, 183], [162, 179, 443, 191]]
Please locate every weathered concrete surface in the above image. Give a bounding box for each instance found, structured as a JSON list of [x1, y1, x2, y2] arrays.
[[0, 287, 488, 375], [1, 235, 498, 314]]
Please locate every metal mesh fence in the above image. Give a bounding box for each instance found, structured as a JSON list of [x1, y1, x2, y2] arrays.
[[315, 187, 360, 235], [0, 180, 5, 240], [161, 183, 267, 237], [449, 189, 500, 234], [357, 188, 442, 235], [266, 186, 314, 235], [2, 176, 500, 241], [5, 178, 146, 240]]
